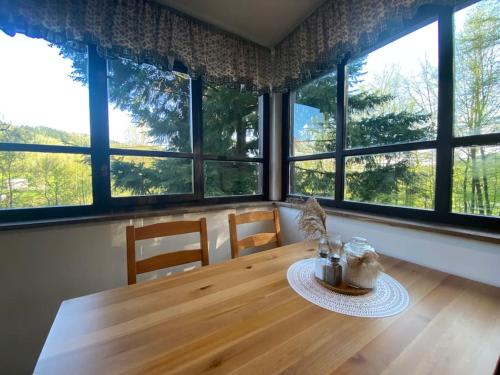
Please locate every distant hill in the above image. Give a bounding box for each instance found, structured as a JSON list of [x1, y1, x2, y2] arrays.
[[0, 123, 91, 147], [0, 122, 162, 150]]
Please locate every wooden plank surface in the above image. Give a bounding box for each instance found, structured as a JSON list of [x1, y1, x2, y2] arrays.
[[34, 241, 500, 374], [134, 220, 203, 240], [234, 210, 275, 225], [135, 249, 204, 274], [238, 232, 277, 250]]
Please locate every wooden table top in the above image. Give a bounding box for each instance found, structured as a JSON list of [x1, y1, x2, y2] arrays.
[[35, 241, 500, 374]]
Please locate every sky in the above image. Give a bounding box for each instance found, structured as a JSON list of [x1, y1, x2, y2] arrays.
[[0, 4, 473, 145], [0, 31, 133, 143]]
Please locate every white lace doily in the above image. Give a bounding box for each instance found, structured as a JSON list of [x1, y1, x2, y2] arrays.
[[287, 258, 409, 318]]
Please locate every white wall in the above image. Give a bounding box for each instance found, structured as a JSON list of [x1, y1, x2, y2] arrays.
[[279, 206, 500, 287], [0, 204, 273, 375]]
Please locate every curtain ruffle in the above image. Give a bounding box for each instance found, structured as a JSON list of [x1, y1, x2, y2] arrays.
[[271, 0, 468, 92], [0, 0, 469, 93], [0, 0, 272, 93]]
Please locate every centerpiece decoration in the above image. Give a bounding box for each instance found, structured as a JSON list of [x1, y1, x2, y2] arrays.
[[287, 197, 409, 318], [294, 197, 383, 294]]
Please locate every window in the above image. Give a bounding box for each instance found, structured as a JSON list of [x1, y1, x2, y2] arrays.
[[345, 150, 436, 209], [203, 84, 260, 158], [346, 23, 438, 149], [451, 0, 500, 218], [343, 22, 438, 209], [202, 85, 265, 198], [289, 72, 337, 198], [204, 161, 262, 197], [454, 1, 499, 137], [291, 72, 337, 156], [0, 32, 92, 210], [285, 0, 499, 229], [290, 159, 335, 197], [106, 58, 194, 198], [0, 32, 268, 222], [452, 145, 499, 216], [110, 156, 193, 197]]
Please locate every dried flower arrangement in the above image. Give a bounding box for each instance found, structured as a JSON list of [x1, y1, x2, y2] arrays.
[[293, 197, 327, 239]]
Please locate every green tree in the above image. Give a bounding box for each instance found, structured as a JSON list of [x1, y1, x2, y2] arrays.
[[62, 49, 260, 197], [203, 85, 259, 157], [0, 123, 93, 208], [292, 58, 434, 206]]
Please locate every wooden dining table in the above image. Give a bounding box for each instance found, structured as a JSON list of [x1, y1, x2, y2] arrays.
[[35, 240, 500, 374]]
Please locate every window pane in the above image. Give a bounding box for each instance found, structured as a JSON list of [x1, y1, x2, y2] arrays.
[[203, 85, 260, 158], [204, 161, 261, 197], [0, 152, 92, 208], [454, 0, 500, 137], [108, 59, 192, 152], [345, 150, 436, 209], [290, 159, 335, 198], [291, 72, 336, 156], [452, 145, 499, 216], [0, 32, 90, 146], [110, 156, 193, 197], [346, 22, 438, 149]]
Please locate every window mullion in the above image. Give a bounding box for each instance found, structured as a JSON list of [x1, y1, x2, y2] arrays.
[[335, 61, 347, 203], [0, 143, 90, 154], [88, 45, 111, 212], [289, 152, 337, 162], [344, 140, 437, 156], [109, 148, 194, 159], [434, 9, 454, 216], [452, 133, 500, 147], [191, 78, 204, 201], [281, 92, 291, 200], [261, 94, 270, 200]]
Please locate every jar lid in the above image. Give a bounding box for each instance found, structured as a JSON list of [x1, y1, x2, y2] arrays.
[[328, 253, 340, 263], [344, 236, 375, 257]]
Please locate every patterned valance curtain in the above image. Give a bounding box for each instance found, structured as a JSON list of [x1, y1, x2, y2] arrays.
[[0, 0, 272, 93], [271, 0, 468, 92], [0, 0, 469, 93]]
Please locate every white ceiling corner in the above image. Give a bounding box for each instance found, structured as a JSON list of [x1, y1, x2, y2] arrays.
[[155, 0, 327, 47]]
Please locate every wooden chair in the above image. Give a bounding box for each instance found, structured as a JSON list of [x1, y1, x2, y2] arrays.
[[126, 219, 209, 285], [228, 208, 283, 259]]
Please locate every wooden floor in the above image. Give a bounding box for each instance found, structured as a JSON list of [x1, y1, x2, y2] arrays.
[[35, 241, 500, 374]]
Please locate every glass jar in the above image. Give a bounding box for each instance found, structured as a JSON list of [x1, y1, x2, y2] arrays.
[[326, 231, 342, 256], [344, 237, 375, 257], [314, 252, 328, 281], [325, 253, 342, 286], [342, 237, 379, 288], [317, 235, 330, 256]]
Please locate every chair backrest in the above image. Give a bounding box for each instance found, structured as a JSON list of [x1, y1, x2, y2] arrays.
[[228, 208, 283, 258], [126, 218, 209, 285]]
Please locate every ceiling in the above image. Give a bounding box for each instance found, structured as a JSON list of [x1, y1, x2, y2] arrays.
[[155, 0, 327, 47]]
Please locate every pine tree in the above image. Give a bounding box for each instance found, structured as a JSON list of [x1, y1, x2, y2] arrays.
[[60, 49, 259, 196], [293, 59, 434, 205]]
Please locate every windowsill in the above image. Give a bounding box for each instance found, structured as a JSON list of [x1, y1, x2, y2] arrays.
[[2, 200, 497, 245], [0, 201, 274, 231], [274, 201, 500, 245]]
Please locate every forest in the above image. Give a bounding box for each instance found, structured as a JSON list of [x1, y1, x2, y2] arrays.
[[0, 125, 92, 208], [0, 0, 498, 217]]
